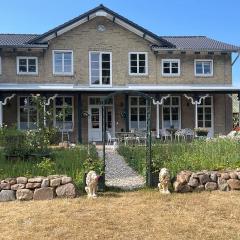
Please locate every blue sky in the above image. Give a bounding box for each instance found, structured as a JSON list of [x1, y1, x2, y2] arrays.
[[0, 0, 239, 85]]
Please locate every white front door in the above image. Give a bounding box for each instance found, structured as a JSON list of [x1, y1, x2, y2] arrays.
[[88, 106, 102, 142]]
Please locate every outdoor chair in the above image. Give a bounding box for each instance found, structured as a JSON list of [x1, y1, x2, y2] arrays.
[[106, 131, 119, 145], [174, 129, 186, 141], [159, 129, 172, 141], [184, 128, 194, 140]]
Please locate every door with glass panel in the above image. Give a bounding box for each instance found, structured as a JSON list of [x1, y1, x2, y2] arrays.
[[88, 106, 102, 142], [162, 96, 181, 129], [197, 97, 213, 137]]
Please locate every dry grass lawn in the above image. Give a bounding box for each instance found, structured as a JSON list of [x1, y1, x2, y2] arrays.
[[0, 190, 240, 240]]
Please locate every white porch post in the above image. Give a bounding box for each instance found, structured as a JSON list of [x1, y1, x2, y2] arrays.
[[194, 102, 198, 129], [43, 94, 58, 127], [152, 94, 170, 138], [156, 103, 160, 138]]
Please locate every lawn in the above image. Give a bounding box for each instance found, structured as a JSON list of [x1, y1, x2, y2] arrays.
[[0, 190, 240, 240], [118, 139, 240, 177]]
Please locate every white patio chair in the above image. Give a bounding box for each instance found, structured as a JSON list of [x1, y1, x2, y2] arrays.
[[106, 131, 119, 145], [184, 128, 194, 140], [159, 129, 172, 141], [175, 129, 185, 141]]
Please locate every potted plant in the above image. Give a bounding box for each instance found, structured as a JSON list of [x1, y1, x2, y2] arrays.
[[194, 128, 209, 137]]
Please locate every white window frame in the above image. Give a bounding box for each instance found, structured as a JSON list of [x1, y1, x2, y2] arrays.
[[129, 96, 147, 130], [161, 59, 180, 77], [161, 96, 181, 129], [17, 96, 39, 130], [128, 52, 148, 76], [194, 59, 213, 77], [197, 96, 214, 129], [0, 57, 2, 75], [52, 50, 74, 76], [89, 51, 112, 87], [16, 56, 38, 75], [53, 96, 74, 132]]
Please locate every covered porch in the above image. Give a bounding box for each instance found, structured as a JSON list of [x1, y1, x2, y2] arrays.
[[0, 84, 238, 144]]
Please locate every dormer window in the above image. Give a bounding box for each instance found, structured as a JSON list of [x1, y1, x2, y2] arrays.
[[17, 57, 38, 75], [53, 50, 73, 75], [194, 59, 213, 77]]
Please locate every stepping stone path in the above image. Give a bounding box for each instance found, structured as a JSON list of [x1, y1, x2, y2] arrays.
[[98, 147, 145, 190]]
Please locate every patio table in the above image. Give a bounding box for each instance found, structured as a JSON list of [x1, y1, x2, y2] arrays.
[[115, 132, 137, 145]]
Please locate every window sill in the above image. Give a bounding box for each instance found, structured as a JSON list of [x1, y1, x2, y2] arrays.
[[53, 73, 74, 77], [195, 75, 214, 78], [129, 74, 149, 77], [17, 73, 38, 76], [162, 74, 180, 77]]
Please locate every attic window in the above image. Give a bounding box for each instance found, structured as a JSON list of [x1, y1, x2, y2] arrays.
[[53, 50, 73, 75]]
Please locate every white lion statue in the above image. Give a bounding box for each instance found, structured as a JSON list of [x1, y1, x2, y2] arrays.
[[85, 171, 99, 198], [158, 168, 171, 194]]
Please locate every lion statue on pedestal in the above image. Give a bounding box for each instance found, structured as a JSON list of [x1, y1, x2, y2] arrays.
[[158, 168, 171, 194], [85, 171, 99, 198]]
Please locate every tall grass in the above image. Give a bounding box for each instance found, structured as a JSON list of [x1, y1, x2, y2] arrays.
[[118, 139, 240, 177], [0, 145, 102, 190]]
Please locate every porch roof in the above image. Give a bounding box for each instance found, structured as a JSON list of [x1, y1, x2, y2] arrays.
[[0, 83, 239, 94]]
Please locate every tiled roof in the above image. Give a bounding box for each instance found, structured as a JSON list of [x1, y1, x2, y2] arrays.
[[0, 34, 46, 48], [159, 36, 240, 52]]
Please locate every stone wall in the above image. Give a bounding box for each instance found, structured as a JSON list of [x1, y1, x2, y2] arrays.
[[174, 170, 240, 193], [0, 175, 77, 202]]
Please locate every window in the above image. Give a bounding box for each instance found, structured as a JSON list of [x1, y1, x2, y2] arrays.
[[129, 52, 148, 75], [18, 96, 38, 130], [129, 96, 147, 129], [17, 57, 38, 75], [89, 52, 112, 86], [53, 50, 73, 75], [162, 96, 181, 129], [194, 59, 213, 76], [197, 97, 213, 128], [0, 57, 2, 74], [54, 96, 73, 131], [162, 59, 180, 76]]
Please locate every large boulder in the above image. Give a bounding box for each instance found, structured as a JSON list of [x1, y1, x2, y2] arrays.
[[205, 182, 218, 191], [0, 182, 11, 190], [176, 171, 192, 184], [198, 174, 210, 185], [210, 172, 218, 182], [188, 177, 199, 187], [4, 178, 17, 185], [16, 189, 33, 201], [173, 181, 192, 193], [11, 184, 25, 191], [227, 179, 240, 190], [221, 172, 230, 180], [61, 176, 72, 185], [229, 172, 238, 179], [28, 177, 43, 183], [41, 179, 50, 188], [33, 187, 54, 200], [26, 182, 41, 189], [50, 178, 61, 187], [17, 177, 28, 184], [0, 190, 16, 202], [56, 183, 76, 198], [218, 178, 229, 191]]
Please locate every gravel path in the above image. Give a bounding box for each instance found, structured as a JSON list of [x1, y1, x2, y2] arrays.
[[98, 147, 145, 190]]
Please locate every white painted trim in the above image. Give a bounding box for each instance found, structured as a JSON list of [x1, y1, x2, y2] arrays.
[[161, 59, 180, 77], [128, 52, 148, 76], [16, 56, 38, 75], [89, 51, 112, 87], [194, 59, 213, 77], [52, 50, 74, 76], [17, 95, 39, 130], [53, 95, 74, 132], [196, 96, 214, 134], [0, 57, 2, 75], [129, 96, 147, 130], [161, 96, 181, 129]]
